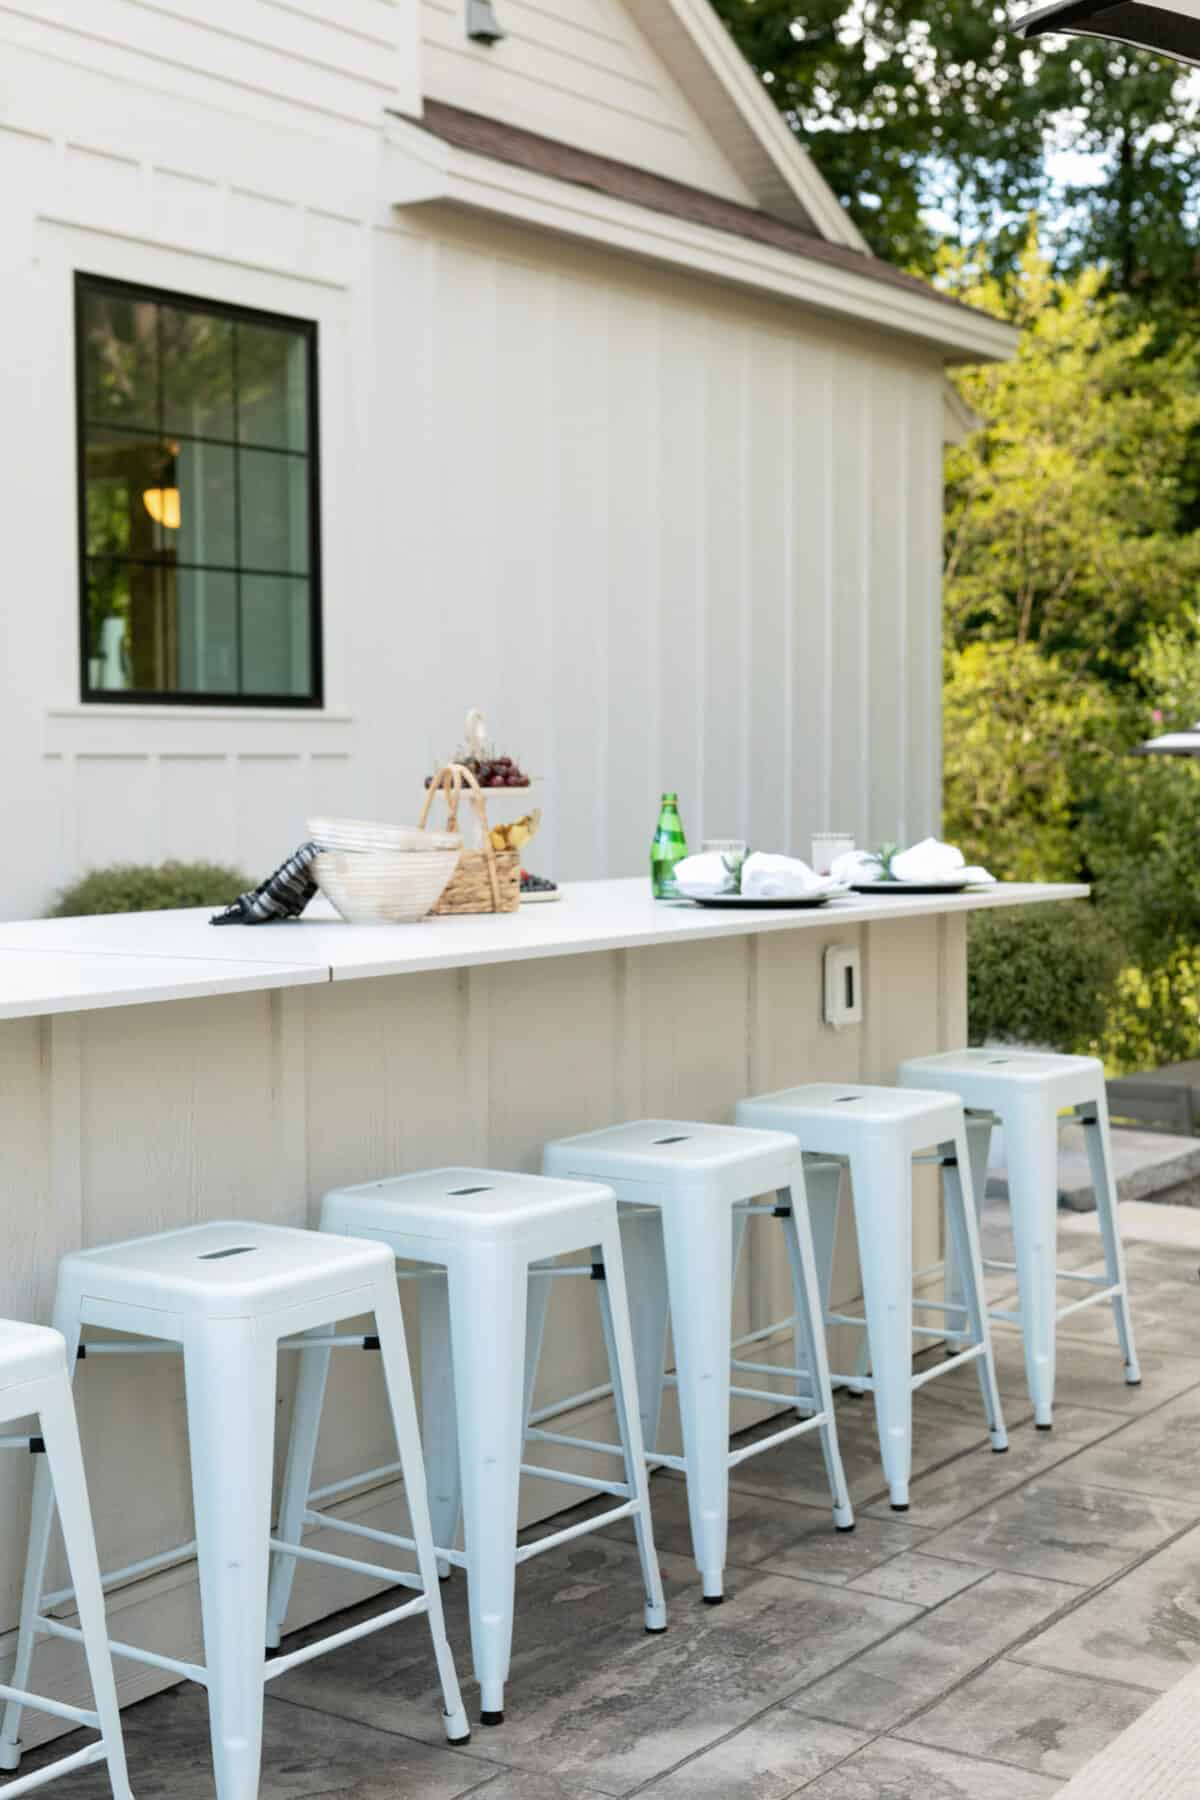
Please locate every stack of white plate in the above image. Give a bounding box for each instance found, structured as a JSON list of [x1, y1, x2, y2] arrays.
[[308, 817, 462, 924]]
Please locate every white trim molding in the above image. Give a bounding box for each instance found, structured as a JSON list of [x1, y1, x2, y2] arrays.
[[384, 120, 1018, 366]]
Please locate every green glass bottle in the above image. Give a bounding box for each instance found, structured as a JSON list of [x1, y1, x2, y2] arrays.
[[651, 792, 688, 899]]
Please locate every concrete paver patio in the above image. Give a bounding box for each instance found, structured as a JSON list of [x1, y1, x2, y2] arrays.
[[27, 1199, 1200, 1798]]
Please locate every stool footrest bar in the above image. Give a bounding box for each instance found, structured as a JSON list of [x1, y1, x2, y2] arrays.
[[518, 1464, 631, 1499], [911, 1344, 984, 1389], [267, 1537, 423, 1592], [730, 1358, 809, 1379], [528, 1381, 614, 1426], [0, 1688, 98, 1732], [730, 1318, 795, 1353], [524, 1427, 626, 1458], [42, 1539, 199, 1609], [513, 1501, 640, 1565], [1056, 1284, 1120, 1322], [264, 1594, 430, 1681], [729, 1382, 816, 1408], [36, 1618, 207, 1686], [0, 1743, 108, 1797], [727, 1413, 828, 1467]]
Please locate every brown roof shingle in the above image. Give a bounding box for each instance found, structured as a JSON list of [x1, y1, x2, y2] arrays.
[[410, 99, 989, 326]]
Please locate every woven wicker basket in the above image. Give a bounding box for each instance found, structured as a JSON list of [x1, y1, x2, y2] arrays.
[[419, 764, 521, 915]]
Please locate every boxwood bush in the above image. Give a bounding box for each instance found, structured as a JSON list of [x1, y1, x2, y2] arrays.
[[968, 902, 1125, 1053], [48, 861, 251, 918]]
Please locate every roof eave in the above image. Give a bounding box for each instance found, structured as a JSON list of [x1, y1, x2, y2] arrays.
[[385, 119, 1017, 365]]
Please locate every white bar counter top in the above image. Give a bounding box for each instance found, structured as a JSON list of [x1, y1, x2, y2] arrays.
[[0, 878, 1088, 1020]]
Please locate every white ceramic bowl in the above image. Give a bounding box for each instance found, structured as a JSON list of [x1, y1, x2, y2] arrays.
[[308, 816, 459, 854], [313, 848, 461, 924]]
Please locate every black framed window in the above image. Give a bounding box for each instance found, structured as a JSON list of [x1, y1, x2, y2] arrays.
[[76, 274, 323, 705]]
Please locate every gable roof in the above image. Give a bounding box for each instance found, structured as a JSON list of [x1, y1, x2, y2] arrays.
[[620, 0, 869, 250], [412, 101, 1005, 341]]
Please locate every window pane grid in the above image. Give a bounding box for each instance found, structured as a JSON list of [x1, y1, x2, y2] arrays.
[[77, 274, 320, 706], [81, 420, 308, 459]]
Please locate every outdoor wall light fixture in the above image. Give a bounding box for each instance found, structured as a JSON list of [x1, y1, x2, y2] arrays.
[[466, 0, 506, 44]]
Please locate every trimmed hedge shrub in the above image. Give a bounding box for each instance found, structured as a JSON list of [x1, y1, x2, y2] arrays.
[[48, 861, 251, 918], [968, 902, 1125, 1053]]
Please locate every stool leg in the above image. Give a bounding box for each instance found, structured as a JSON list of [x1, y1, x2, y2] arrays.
[[594, 1224, 667, 1632], [371, 1277, 470, 1743], [184, 1318, 276, 1800], [448, 1244, 528, 1725], [944, 1114, 993, 1351], [38, 1379, 133, 1800], [523, 1262, 554, 1436], [266, 1331, 332, 1648], [779, 1184, 854, 1530], [617, 1207, 670, 1460], [1079, 1097, 1141, 1385], [0, 1309, 82, 1771], [1001, 1099, 1060, 1428], [847, 1143, 914, 1511], [943, 1131, 1008, 1453], [660, 1196, 733, 1600], [420, 1270, 461, 1577]]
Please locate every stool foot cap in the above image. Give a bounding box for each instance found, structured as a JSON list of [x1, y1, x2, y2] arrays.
[[702, 1594, 724, 1607], [1035, 1422, 1053, 1432], [835, 1522, 856, 1534], [1125, 1373, 1142, 1387], [890, 1503, 909, 1514], [437, 1558, 453, 1581], [992, 1444, 1009, 1455], [645, 1623, 668, 1635], [0, 1742, 22, 1772], [480, 1711, 504, 1728], [644, 1602, 668, 1632]]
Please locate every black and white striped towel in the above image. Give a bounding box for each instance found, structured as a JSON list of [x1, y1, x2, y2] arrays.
[[210, 842, 321, 926]]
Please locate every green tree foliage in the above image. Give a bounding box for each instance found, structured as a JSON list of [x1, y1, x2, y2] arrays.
[[967, 905, 1124, 1051], [707, 0, 1200, 313], [943, 241, 1200, 681]]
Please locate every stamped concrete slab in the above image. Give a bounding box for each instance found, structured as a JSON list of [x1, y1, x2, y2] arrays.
[[918, 1480, 1200, 1586], [900, 1659, 1154, 1778], [276, 1546, 915, 1795], [1057, 1388, 1200, 1503], [728, 1388, 995, 1510], [794, 1734, 1063, 1798], [847, 1551, 991, 1608], [635, 1714, 866, 1798], [863, 1407, 1125, 1532], [19, 1686, 490, 1800], [788, 1570, 1078, 1734], [923, 1334, 1200, 1420], [597, 1470, 933, 1584], [1014, 1522, 1200, 1692]]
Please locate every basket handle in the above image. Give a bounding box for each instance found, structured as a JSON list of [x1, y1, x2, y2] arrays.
[[419, 762, 503, 912]]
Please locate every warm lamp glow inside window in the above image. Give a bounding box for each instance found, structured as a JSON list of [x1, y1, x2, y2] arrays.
[[142, 486, 181, 530]]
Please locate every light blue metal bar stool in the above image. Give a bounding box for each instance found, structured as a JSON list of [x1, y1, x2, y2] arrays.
[[736, 1084, 1008, 1511], [0, 1321, 131, 1799], [899, 1049, 1140, 1427], [540, 1120, 854, 1604], [267, 1168, 666, 1728]]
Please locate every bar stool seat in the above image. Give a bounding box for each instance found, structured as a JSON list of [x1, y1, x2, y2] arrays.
[[541, 1120, 854, 1602], [1, 1222, 469, 1800], [736, 1084, 1008, 1511], [899, 1049, 1141, 1427], [0, 1322, 131, 1800], [268, 1168, 666, 1727]]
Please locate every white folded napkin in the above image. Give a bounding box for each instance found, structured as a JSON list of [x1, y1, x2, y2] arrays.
[[741, 852, 832, 899], [831, 838, 994, 886], [892, 837, 994, 884], [830, 849, 884, 884], [672, 851, 739, 898]]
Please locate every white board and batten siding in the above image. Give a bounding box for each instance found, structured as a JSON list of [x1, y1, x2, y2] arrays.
[[420, 0, 759, 203], [1, 0, 945, 919]]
